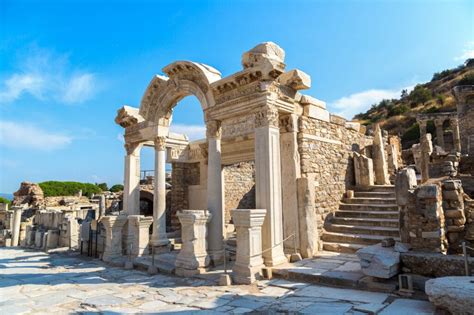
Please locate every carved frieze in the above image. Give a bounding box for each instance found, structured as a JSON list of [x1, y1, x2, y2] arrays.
[[221, 114, 255, 138]]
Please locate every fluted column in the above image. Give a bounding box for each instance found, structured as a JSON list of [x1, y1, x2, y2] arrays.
[[434, 119, 445, 149], [123, 142, 141, 215], [451, 118, 461, 153], [254, 105, 287, 267], [151, 136, 169, 247], [206, 120, 225, 263]]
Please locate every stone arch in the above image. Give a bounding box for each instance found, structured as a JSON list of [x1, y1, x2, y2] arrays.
[[139, 61, 221, 126]]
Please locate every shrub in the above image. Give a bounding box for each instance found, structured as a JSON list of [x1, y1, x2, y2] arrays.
[[409, 85, 432, 105], [39, 181, 102, 198], [458, 73, 474, 85], [0, 197, 11, 204], [96, 183, 109, 191], [110, 184, 124, 192], [402, 123, 420, 143], [432, 69, 453, 81], [387, 104, 409, 117]]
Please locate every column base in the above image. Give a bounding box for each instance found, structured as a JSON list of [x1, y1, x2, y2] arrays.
[[232, 263, 265, 284], [263, 249, 288, 267]]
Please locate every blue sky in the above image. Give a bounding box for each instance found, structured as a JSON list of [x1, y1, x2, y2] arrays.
[[0, 0, 473, 194]]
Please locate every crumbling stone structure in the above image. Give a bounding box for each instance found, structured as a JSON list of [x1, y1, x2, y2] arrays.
[[453, 85, 474, 155]]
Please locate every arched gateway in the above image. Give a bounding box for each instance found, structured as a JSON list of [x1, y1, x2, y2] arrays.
[[116, 42, 367, 268]]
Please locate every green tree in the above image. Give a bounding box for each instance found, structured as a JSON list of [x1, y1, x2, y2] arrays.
[[96, 183, 109, 191], [39, 181, 102, 197], [0, 197, 11, 204], [110, 184, 124, 192], [409, 85, 432, 105], [400, 89, 408, 98], [458, 73, 474, 85]]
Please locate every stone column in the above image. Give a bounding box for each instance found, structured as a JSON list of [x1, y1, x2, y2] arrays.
[[434, 119, 445, 149], [127, 215, 153, 256], [279, 114, 301, 252], [420, 134, 433, 183], [418, 120, 427, 139], [99, 215, 127, 263], [123, 142, 141, 215], [296, 176, 319, 258], [151, 136, 170, 248], [372, 124, 390, 185], [175, 210, 212, 276], [206, 120, 225, 263], [254, 105, 287, 267], [450, 118, 461, 153], [11, 207, 22, 246], [99, 195, 106, 218], [231, 209, 266, 284]]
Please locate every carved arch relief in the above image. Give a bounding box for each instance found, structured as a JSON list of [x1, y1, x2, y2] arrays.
[[139, 61, 221, 126]]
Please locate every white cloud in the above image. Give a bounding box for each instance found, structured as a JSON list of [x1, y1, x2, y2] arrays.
[[330, 86, 415, 120], [455, 41, 474, 61], [0, 47, 97, 104], [0, 120, 72, 150], [170, 124, 206, 141]]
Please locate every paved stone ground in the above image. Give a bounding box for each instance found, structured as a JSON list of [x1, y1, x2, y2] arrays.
[[0, 248, 436, 314]]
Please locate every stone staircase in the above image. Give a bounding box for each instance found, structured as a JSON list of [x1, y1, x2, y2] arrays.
[[322, 185, 400, 253]]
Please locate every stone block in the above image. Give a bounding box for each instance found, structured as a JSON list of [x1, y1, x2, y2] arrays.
[[445, 209, 464, 219], [278, 69, 311, 90], [357, 243, 400, 279], [425, 276, 474, 314], [443, 180, 462, 190], [302, 104, 330, 122]]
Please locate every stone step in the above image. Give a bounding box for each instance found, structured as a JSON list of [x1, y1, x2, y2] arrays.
[[354, 185, 395, 193], [354, 191, 396, 198], [334, 210, 399, 219], [322, 231, 401, 246], [325, 224, 400, 237], [330, 217, 399, 228], [339, 203, 398, 211], [344, 197, 397, 205], [322, 241, 365, 254]]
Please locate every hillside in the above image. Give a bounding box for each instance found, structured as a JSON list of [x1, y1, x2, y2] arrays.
[[353, 59, 474, 149]]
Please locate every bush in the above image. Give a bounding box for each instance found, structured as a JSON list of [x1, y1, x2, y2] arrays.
[[409, 85, 432, 105], [110, 184, 124, 192], [432, 69, 454, 81], [387, 104, 409, 117], [0, 197, 11, 204], [39, 181, 102, 198], [458, 73, 474, 86], [402, 123, 420, 143], [96, 183, 109, 191]]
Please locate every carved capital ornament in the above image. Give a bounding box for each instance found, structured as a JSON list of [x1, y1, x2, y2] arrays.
[[254, 105, 279, 128], [154, 136, 167, 151]]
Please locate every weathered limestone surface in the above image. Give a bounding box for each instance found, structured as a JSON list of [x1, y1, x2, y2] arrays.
[[372, 124, 390, 185], [127, 215, 153, 256], [401, 252, 474, 277], [231, 209, 266, 284], [11, 207, 22, 246], [175, 210, 211, 276], [395, 168, 417, 243], [100, 215, 127, 263], [223, 161, 255, 223], [12, 182, 44, 208], [357, 244, 400, 279], [353, 152, 374, 187], [425, 276, 474, 314], [296, 176, 318, 257], [420, 134, 433, 183], [454, 85, 474, 155], [442, 179, 466, 251]]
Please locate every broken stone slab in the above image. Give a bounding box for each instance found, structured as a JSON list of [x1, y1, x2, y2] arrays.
[[357, 243, 400, 279], [425, 276, 474, 314]]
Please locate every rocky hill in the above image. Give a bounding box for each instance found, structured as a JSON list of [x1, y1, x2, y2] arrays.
[[353, 59, 474, 149]]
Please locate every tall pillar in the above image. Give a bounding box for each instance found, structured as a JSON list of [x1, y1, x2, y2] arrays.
[[206, 120, 225, 263], [279, 114, 301, 252], [420, 134, 433, 183], [434, 119, 445, 149], [372, 124, 390, 185], [418, 120, 427, 139], [123, 142, 141, 215], [451, 118, 461, 153], [11, 207, 22, 246], [151, 136, 170, 247], [254, 105, 287, 267]]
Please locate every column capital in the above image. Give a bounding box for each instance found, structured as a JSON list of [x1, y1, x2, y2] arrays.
[[450, 118, 459, 126], [279, 114, 298, 132], [255, 105, 279, 128], [154, 136, 167, 151], [418, 119, 428, 127], [206, 120, 222, 139], [124, 142, 141, 156], [434, 118, 445, 127]]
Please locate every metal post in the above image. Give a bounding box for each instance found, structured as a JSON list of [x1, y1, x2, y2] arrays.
[[462, 242, 470, 276], [223, 247, 227, 274], [293, 233, 297, 255], [151, 245, 155, 268]]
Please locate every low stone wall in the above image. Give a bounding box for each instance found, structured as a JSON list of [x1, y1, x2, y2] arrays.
[[401, 252, 474, 277], [170, 162, 200, 231], [223, 161, 255, 223]]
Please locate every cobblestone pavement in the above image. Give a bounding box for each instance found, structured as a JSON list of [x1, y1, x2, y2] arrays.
[[0, 248, 436, 314]]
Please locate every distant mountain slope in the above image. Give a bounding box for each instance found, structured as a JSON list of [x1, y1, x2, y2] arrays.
[[353, 59, 474, 149]]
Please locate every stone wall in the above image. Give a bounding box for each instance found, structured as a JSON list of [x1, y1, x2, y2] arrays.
[[442, 180, 466, 253], [298, 115, 372, 241], [169, 162, 200, 231], [223, 161, 255, 223]]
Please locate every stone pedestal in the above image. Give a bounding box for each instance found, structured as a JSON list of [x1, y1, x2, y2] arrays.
[[100, 215, 128, 263], [206, 121, 225, 263], [175, 210, 212, 276], [45, 229, 59, 249], [231, 209, 266, 284], [11, 207, 22, 247], [123, 143, 141, 215], [354, 152, 375, 187], [254, 106, 287, 267], [127, 215, 153, 256], [151, 136, 170, 249]]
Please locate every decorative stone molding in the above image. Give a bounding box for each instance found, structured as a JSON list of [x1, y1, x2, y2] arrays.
[[279, 114, 298, 133], [175, 210, 212, 276], [231, 209, 266, 284], [154, 136, 167, 151], [206, 120, 222, 139], [115, 105, 144, 128], [124, 142, 141, 156], [99, 215, 128, 263], [254, 106, 279, 128]]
